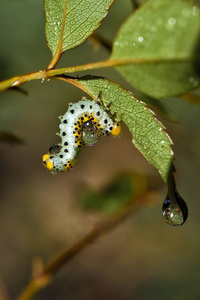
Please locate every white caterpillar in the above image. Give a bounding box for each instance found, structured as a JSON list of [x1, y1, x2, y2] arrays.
[[43, 98, 121, 175]]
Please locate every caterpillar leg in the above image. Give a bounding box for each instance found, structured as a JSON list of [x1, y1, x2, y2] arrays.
[[96, 91, 111, 112], [96, 91, 122, 137]]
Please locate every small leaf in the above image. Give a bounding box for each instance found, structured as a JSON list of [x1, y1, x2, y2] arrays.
[[0, 130, 24, 145], [111, 0, 200, 98], [75, 76, 173, 183], [79, 173, 147, 213], [45, 0, 114, 55]]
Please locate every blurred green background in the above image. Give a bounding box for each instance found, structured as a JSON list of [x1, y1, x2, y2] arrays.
[[0, 0, 200, 299]]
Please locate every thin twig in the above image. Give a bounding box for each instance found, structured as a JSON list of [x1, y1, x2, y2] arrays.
[[88, 33, 112, 52], [16, 191, 151, 300], [0, 57, 189, 93]]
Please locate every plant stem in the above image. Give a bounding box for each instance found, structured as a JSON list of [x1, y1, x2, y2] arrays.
[[88, 33, 112, 52], [16, 191, 151, 300], [0, 58, 142, 92], [0, 71, 46, 92], [0, 57, 185, 93], [46, 0, 69, 70], [46, 58, 143, 76]]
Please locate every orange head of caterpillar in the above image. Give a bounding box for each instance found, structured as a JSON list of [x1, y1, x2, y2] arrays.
[[111, 122, 122, 137]]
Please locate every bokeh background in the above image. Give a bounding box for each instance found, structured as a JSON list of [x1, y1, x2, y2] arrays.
[[0, 0, 200, 299]]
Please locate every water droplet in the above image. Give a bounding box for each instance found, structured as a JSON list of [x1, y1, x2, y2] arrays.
[[82, 120, 101, 146], [168, 17, 176, 26], [162, 189, 188, 226], [162, 169, 188, 226], [138, 36, 144, 42]]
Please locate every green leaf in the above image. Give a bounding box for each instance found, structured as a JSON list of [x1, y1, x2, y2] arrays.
[[79, 173, 147, 213], [76, 76, 174, 183], [45, 0, 114, 55], [110, 0, 200, 99], [136, 93, 179, 122]]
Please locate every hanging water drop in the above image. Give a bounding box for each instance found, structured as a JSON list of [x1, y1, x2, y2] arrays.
[[162, 168, 188, 226], [162, 189, 188, 226]]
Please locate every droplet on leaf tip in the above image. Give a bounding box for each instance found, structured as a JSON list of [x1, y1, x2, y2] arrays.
[[162, 189, 188, 226]]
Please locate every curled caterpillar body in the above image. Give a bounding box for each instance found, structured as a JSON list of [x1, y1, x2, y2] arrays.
[[43, 99, 121, 175]]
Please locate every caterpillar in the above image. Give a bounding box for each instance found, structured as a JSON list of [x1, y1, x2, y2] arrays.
[[43, 97, 121, 175]]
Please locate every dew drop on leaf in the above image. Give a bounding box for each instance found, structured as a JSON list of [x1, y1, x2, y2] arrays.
[[82, 120, 101, 146], [162, 170, 188, 226], [168, 17, 176, 26], [162, 190, 188, 226]]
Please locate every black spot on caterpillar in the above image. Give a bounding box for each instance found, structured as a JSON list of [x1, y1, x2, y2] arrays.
[[43, 98, 121, 174]]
